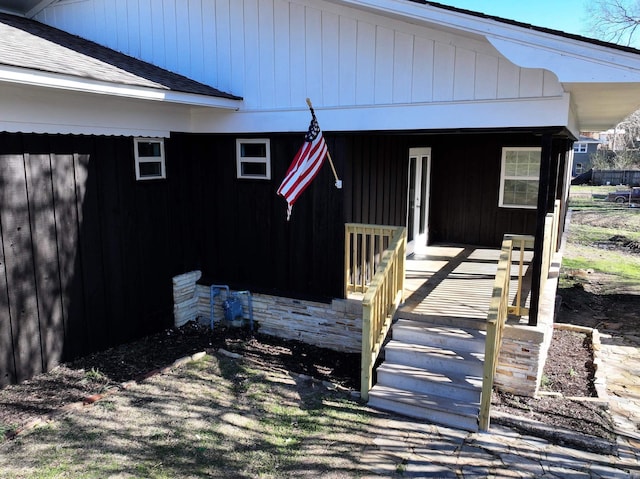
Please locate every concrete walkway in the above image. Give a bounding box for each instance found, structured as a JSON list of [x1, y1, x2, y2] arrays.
[[363, 334, 640, 479], [360, 246, 640, 477], [361, 332, 640, 477]]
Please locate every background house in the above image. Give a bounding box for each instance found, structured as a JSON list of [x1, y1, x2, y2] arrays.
[[3, 0, 640, 390], [571, 135, 602, 177]]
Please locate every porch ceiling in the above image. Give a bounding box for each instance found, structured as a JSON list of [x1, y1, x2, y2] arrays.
[[565, 83, 640, 132]]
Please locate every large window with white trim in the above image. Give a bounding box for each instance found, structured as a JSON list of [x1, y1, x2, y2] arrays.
[[236, 139, 271, 179], [134, 138, 165, 180], [499, 147, 540, 209]]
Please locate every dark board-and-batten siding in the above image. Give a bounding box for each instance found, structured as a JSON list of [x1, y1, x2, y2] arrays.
[[0, 132, 347, 384], [167, 133, 345, 300], [0, 134, 176, 384], [344, 132, 563, 247], [427, 134, 537, 246], [0, 129, 566, 385]]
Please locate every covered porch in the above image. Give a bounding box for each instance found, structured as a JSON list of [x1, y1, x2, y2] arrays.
[[346, 204, 561, 430], [400, 245, 533, 327]]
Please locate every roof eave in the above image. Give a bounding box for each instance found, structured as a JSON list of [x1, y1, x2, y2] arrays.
[[332, 0, 640, 74], [0, 64, 243, 110]]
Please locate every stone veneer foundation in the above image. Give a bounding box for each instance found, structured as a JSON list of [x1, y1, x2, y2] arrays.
[[172, 271, 363, 353], [174, 254, 564, 398], [493, 253, 561, 397]]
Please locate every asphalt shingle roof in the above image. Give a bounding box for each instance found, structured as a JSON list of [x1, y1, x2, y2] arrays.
[[0, 13, 241, 100]]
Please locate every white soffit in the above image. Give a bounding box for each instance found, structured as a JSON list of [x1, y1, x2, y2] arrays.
[[1, 79, 193, 137]]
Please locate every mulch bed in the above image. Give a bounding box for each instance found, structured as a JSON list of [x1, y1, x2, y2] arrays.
[[491, 328, 615, 442]]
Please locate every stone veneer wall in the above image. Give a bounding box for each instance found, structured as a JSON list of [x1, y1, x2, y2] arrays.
[[493, 253, 560, 397], [175, 253, 561, 397], [172, 271, 363, 353], [494, 324, 551, 396]]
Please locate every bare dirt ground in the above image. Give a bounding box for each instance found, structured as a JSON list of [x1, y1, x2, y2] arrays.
[[0, 306, 618, 445], [491, 202, 640, 443], [0, 324, 360, 442]]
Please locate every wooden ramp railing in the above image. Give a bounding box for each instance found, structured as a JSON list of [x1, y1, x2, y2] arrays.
[[480, 199, 561, 431], [345, 224, 406, 401], [479, 234, 533, 431]]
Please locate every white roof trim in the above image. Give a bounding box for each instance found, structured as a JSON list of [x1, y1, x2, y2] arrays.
[[488, 38, 640, 83], [0, 64, 242, 110], [26, 0, 57, 18]]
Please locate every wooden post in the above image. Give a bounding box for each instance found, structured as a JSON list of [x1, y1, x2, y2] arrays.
[[529, 132, 553, 327], [361, 302, 373, 401]]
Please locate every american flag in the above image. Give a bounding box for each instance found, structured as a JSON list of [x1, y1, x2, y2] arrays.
[[277, 109, 328, 220]]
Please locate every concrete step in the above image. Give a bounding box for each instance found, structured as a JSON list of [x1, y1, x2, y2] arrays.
[[395, 312, 488, 331], [384, 340, 485, 377], [368, 384, 479, 432], [376, 362, 482, 402], [392, 319, 486, 353]]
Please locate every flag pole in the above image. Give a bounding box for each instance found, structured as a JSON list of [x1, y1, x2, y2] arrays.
[[306, 98, 342, 189]]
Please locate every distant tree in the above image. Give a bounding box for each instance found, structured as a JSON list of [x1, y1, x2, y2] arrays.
[[591, 110, 640, 169], [615, 109, 640, 149], [585, 2, 640, 169], [591, 148, 639, 169], [587, 0, 640, 46]]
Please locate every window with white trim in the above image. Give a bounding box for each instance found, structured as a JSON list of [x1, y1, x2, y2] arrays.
[[573, 142, 588, 153], [575, 162, 584, 174], [499, 147, 540, 209], [134, 138, 165, 180], [236, 139, 271, 179]]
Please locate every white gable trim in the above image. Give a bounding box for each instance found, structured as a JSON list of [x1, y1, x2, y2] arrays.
[[0, 65, 242, 110], [488, 38, 640, 83]]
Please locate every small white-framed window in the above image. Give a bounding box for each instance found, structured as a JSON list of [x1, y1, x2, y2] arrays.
[[499, 147, 541, 209], [573, 143, 588, 153], [134, 137, 165, 180], [236, 139, 271, 179], [575, 162, 584, 174]]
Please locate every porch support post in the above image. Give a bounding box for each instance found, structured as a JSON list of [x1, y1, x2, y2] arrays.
[[528, 132, 553, 326], [556, 140, 571, 238]]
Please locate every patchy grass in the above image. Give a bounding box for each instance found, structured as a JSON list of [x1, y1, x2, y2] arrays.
[[0, 354, 374, 479], [562, 245, 640, 282], [563, 186, 640, 283]]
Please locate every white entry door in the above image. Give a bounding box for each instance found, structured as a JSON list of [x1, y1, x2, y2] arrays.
[[406, 147, 431, 255]]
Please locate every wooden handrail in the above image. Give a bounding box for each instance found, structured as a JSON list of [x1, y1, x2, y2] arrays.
[[345, 224, 406, 401], [479, 234, 533, 431], [540, 200, 561, 292], [344, 223, 402, 296], [479, 201, 561, 430]]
